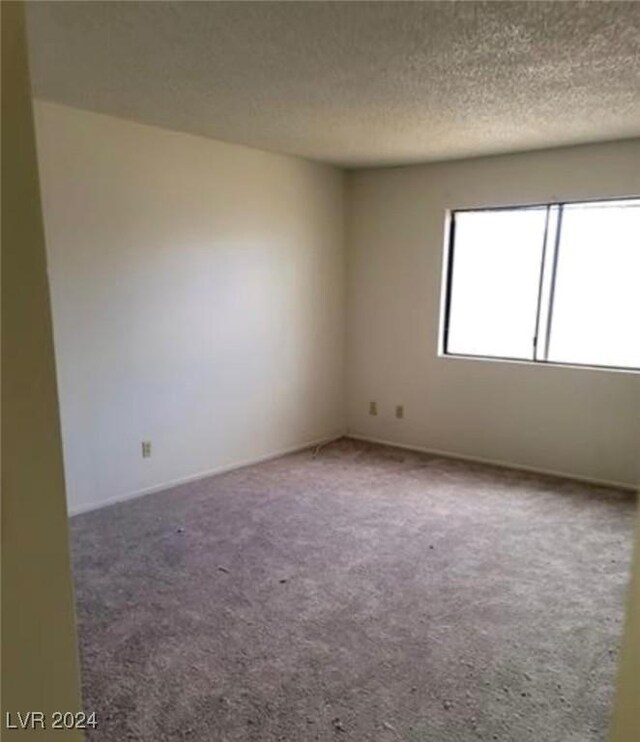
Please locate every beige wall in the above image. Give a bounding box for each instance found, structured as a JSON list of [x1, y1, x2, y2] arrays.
[[1, 3, 83, 737], [34, 101, 346, 514], [346, 141, 640, 487], [608, 454, 640, 742]]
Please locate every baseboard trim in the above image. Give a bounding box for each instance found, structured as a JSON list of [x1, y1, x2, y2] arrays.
[[347, 433, 638, 493], [68, 431, 347, 517]]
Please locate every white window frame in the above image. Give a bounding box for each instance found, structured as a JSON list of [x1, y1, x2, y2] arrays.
[[439, 196, 640, 374]]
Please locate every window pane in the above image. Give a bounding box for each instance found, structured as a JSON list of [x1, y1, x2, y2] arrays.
[[548, 201, 640, 369], [447, 208, 547, 360]]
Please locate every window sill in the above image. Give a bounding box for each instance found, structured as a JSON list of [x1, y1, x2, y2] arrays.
[[439, 352, 640, 376]]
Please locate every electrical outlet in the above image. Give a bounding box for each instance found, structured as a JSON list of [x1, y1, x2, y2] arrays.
[[142, 441, 152, 458], [369, 401, 378, 416], [396, 405, 404, 419]]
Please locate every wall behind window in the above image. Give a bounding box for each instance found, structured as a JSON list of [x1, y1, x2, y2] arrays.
[[347, 140, 640, 486], [35, 101, 346, 514]]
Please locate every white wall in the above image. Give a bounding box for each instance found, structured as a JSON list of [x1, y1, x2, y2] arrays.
[[35, 104, 640, 507], [34, 101, 346, 514], [347, 141, 640, 487]]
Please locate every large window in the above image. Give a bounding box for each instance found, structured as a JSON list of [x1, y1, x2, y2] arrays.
[[442, 198, 640, 371]]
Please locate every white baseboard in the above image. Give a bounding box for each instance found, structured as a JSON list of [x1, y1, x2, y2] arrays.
[[69, 429, 636, 516], [68, 431, 347, 517], [347, 433, 638, 493]]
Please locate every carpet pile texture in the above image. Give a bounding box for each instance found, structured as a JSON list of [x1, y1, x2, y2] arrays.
[[70, 438, 636, 741]]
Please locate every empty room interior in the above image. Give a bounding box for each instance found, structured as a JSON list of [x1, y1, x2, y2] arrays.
[[5, 1, 640, 740]]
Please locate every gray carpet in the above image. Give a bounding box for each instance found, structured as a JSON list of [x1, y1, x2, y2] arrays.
[[70, 438, 636, 741]]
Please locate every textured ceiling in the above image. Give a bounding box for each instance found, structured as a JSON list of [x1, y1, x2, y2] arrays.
[[26, 1, 640, 167]]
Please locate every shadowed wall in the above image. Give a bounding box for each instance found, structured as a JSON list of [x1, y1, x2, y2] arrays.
[[1, 2, 82, 737]]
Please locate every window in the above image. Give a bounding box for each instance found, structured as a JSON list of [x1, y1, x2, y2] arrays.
[[442, 198, 640, 371]]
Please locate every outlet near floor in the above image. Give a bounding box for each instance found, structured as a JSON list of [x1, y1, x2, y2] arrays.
[[142, 441, 152, 458]]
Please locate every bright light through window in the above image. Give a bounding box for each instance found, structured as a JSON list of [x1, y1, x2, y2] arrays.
[[548, 202, 640, 369], [446, 208, 547, 360], [443, 199, 640, 371]]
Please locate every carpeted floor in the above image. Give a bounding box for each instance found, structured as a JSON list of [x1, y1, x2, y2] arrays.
[[70, 438, 636, 741]]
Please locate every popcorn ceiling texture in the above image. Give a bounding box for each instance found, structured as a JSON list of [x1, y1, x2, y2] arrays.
[[26, 1, 640, 167]]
